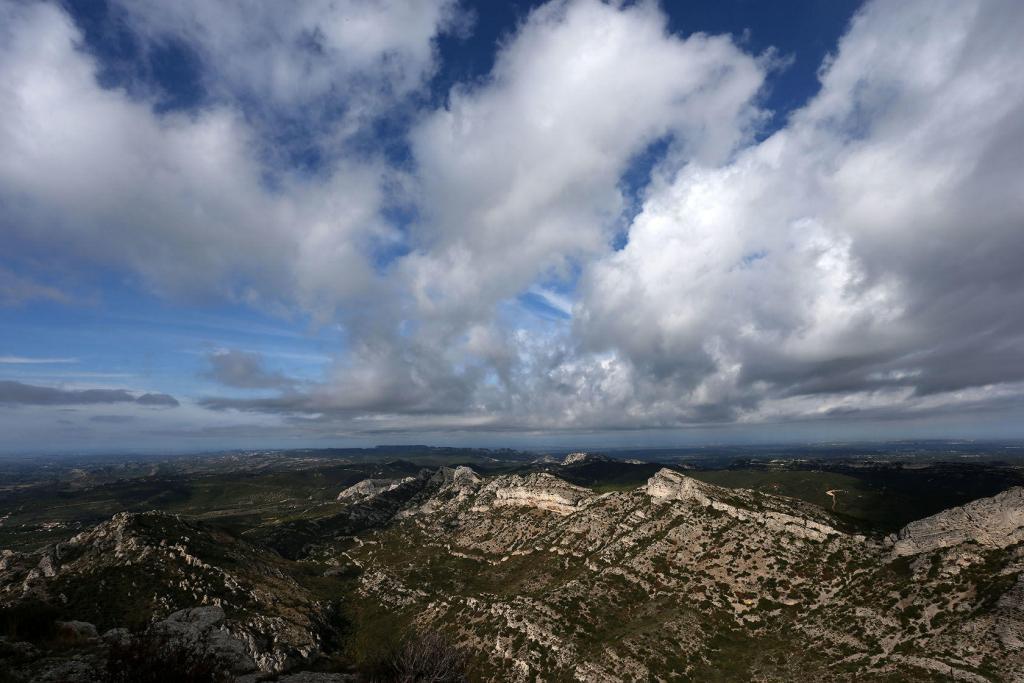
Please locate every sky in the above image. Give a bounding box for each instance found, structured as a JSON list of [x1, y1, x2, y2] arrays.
[[2, 0, 1024, 454]]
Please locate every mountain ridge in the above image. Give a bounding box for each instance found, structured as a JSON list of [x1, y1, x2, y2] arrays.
[[2, 465, 1023, 681]]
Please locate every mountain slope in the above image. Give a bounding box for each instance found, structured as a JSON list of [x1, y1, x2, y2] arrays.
[[2, 467, 1022, 681], [0, 511, 333, 674], [339, 468, 1024, 681]]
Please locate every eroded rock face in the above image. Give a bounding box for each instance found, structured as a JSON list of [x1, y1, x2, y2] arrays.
[[431, 465, 483, 489], [645, 468, 716, 505], [336, 476, 415, 502], [645, 469, 839, 542], [483, 473, 594, 515], [892, 486, 1024, 556]]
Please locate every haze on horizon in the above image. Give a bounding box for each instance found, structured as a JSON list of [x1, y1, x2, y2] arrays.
[[2, 0, 1024, 454]]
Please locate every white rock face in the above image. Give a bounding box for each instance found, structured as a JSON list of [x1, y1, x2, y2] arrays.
[[561, 452, 607, 466], [645, 469, 839, 542], [892, 486, 1024, 557], [487, 473, 593, 515], [562, 452, 591, 465], [336, 477, 414, 502], [645, 468, 715, 505], [431, 465, 482, 489]]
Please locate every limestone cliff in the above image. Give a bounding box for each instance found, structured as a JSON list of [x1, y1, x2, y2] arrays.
[[892, 486, 1024, 556]]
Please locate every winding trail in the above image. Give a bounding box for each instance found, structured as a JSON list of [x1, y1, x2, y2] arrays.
[[825, 489, 846, 511]]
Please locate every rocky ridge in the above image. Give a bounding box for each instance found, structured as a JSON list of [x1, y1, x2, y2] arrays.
[[0, 511, 326, 674], [344, 467, 1024, 681], [3, 466, 1024, 681], [892, 486, 1024, 556], [336, 476, 415, 502]]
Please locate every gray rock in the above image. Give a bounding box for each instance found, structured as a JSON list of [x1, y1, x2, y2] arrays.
[[561, 452, 609, 466], [154, 606, 257, 674], [892, 486, 1024, 556], [163, 605, 226, 631], [337, 476, 415, 502], [486, 472, 593, 515]]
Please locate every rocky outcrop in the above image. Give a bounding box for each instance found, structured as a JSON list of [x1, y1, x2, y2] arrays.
[[645, 469, 839, 541], [431, 465, 483, 489], [645, 468, 716, 505], [481, 473, 593, 515], [155, 606, 257, 674], [892, 486, 1024, 556], [561, 452, 608, 466], [404, 466, 484, 516], [336, 476, 415, 502], [54, 620, 98, 644], [0, 511, 325, 674]]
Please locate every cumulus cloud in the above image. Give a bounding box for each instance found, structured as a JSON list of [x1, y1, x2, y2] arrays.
[[404, 0, 766, 326], [0, 0, 408, 313], [3, 0, 1024, 442], [327, 0, 1024, 433], [110, 0, 463, 142], [571, 0, 1024, 427], [269, 0, 770, 419], [188, 0, 771, 425]]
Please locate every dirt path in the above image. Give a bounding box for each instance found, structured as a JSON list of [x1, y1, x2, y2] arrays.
[[825, 489, 846, 511]]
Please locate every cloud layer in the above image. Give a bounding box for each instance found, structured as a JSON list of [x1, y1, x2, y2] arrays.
[[0, 381, 178, 408], [2, 0, 1024, 446]]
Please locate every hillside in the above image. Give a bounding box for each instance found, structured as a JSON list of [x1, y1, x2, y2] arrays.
[[1, 465, 1022, 681]]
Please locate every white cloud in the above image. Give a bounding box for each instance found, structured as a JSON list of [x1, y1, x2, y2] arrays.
[[404, 0, 766, 329], [0, 1, 391, 313], [3, 0, 1024, 441], [571, 0, 1024, 426], [109, 0, 462, 142]]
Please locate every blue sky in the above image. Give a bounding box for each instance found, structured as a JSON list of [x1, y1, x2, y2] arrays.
[[2, 0, 1024, 454]]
